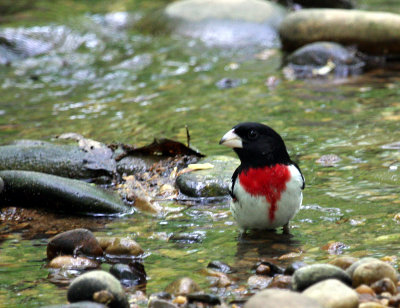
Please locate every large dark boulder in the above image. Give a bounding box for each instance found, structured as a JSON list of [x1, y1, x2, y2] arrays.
[[0, 170, 131, 215]]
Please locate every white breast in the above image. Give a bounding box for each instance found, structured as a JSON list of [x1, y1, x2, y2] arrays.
[[231, 165, 303, 231]]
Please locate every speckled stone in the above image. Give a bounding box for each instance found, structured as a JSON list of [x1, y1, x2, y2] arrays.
[[292, 264, 352, 291], [67, 270, 129, 308], [244, 289, 323, 308], [352, 260, 397, 287], [302, 279, 358, 308]]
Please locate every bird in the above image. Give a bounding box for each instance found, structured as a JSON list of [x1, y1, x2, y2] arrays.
[[219, 122, 305, 234]]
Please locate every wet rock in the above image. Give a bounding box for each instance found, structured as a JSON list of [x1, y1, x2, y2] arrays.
[[176, 155, 239, 198], [244, 289, 323, 308], [116, 155, 156, 175], [268, 274, 292, 289], [109, 262, 146, 287], [207, 260, 233, 274], [256, 264, 271, 276], [292, 264, 352, 291], [67, 270, 129, 308], [0, 142, 115, 180], [164, 277, 201, 296], [355, 284, 376, 296], [164, 0, 286, 47], [370, 277, 397, 295], [47, 229, 103, 260], [0, 170, 130, 215], [148, 299, 178, 308], [352, 260, 397, 287], [187, 293, 221, 306], [248, 275, 273, 289], [255, 261, 284, 276], [97, 237, 143, 256], [41, 302, 107, 308], [346, 257, 378, 278], [277, 0, 354, 9], [285, 42, 364, 78], [284, 261, 307, 275], [279, 9, 400, 55], [329, 256, 358, 270], [48, 256, 100, 270], [302, 279, 358, 308]]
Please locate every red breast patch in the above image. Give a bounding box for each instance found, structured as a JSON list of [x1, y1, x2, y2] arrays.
[[238, 164, 290, 221]]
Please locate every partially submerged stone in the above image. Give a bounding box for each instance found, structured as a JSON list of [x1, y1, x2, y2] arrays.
[[47, 228, 103, 260], [164, 0, 286, 47], [165, 277, 201, 296], [176, 155, 238, 198], [285, 42, 364, 78], [97, 237, 144, 256], [48, 256, 100, 270], [292, 264, 352, 291], [279, 9, 400, 55], [67, 270, 129, 308], [0, 141, 115, 181], [0, 170, 130, 215]]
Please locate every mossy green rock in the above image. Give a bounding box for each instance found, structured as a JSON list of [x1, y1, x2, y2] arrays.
[[176, 155, 239, 197], [0, 141, 115, 180], [67, 270, 129, 308], [0, 170, 130, 215], [279, 9, 400, 55]]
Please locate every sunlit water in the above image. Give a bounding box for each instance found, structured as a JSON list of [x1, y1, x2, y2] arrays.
[[1, 0, 400, 306]]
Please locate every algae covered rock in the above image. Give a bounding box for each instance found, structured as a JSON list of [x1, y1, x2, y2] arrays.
[[0, 170, 130, 215], [0, 141, 115, 181], [279, 9, 400, 55], [176, 155, 239, 198], [67, 270, 129, 308]]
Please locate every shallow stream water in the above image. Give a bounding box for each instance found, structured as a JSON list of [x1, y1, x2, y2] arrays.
[[1, 0, 400, 306]]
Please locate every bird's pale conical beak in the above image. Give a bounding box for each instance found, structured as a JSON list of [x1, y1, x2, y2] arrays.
[[219, 129, 243, 148]]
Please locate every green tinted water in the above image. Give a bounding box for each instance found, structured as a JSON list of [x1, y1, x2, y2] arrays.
[[1, 0, 400, 306]]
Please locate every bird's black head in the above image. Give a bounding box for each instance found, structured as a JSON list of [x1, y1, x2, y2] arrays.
[[219, 122, 292, 168]]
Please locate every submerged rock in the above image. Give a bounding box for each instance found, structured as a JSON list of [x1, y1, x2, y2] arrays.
[[67, 270, 129, 308], [244, 289, 323, 308], [47, 228, 103, 260], [0, 141, 115, 181], [97, 237, 144, 256], [164, 0, 286, 47], [176, 155, 238, 198], [110, 262, 146, 287], [302, 279, 359, 308], [164, 277, 201, 296], [285, 42, 364, 78], [279, 9, 400, 55], [0, 170, 130, 215], [292, 264, 352, 291]]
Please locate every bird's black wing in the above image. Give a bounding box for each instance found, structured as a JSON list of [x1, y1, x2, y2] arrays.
[[230, 167, 240, 199]]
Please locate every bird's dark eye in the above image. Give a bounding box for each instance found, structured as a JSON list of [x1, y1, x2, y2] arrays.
[[248, 129, 258, 140]]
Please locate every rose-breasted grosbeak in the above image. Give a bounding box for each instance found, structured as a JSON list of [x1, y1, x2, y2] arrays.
[[219, 122, 305, 234]]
